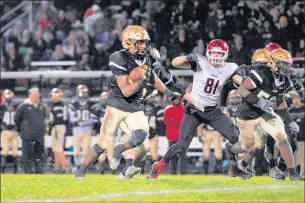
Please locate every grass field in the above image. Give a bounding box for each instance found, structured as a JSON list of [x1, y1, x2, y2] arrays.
[[1, 174, 304, 202]]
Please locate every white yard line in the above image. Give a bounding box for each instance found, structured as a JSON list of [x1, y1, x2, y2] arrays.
[[9, 184, 302, 202]]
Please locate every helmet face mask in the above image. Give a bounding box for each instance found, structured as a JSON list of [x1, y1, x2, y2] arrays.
[[206, 39, 228, 67]]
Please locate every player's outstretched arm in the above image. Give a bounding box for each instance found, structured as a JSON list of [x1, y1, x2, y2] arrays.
[[171, 56, 192, 69], [117, 75, 144, 98]]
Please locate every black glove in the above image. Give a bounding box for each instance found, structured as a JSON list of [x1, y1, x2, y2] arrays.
[[144, 66, 155, 85], [186, 53, 198, 63]]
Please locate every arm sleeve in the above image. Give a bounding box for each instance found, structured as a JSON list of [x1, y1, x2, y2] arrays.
[[220, 80, 238, 106], [248, 69, 264, 89], [109, 52, 128, 76]]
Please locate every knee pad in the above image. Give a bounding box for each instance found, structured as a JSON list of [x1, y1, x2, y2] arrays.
[[93, 144, 105, 155], [129, 129, 148, 147]]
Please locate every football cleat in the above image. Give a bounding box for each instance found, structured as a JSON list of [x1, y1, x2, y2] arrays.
[[269, 166, 285, 180], [289, 174, 304, 181], [147, 161, 165, 179], [110, 158, 120, 170]]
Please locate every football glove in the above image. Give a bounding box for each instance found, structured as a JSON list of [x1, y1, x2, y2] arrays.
[[186, 53, 199, 63]]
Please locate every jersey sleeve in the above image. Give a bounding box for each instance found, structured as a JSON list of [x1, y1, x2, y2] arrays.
[[109, 52, 128, 76], [248, 65, 265, 88], [158, 66, 173, 85]]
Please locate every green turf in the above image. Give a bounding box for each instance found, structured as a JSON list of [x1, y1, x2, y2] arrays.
[[1, 174, 304, 202]]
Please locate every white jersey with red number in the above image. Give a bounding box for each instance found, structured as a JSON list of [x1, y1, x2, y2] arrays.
[[190, 54, 238, 106]]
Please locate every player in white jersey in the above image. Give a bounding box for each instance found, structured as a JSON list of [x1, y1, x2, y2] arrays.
[[148, 39, 251, 179]]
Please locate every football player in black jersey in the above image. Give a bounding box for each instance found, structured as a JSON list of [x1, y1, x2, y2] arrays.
[[225, 47, 304, 180], [69, 85, 95, 171], [49, 88, 69, 173], [75, 25, 186, 179], [226, 49, 303, 181], [0, 89, 19, 173]]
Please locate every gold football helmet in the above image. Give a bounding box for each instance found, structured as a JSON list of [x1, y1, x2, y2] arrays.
[[76, 84, 89, 98], [122, 25, 150, 54], [51, 88, 64, 102], [267, 48, 293, 75], [251, 48, 270, 64]]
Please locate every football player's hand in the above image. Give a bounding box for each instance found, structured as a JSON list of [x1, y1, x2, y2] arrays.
[[144, 66, 155, 85], [289, 121, 299, 133], [186, 54, 198, 63]]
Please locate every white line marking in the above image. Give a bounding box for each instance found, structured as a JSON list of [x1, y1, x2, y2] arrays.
[[8, 184, 302, 202]]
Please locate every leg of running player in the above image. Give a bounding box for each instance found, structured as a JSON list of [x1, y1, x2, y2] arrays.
[[265, 134, 285, 179], [210, 114, 253, 179], [111, 111, 149, 171], [203, 131, 212, 174], [213, 131, 223, 174], [149, 135, 159, 163], [252, 115, 303, 180], [148, 109, 202, 179], [75, 106, 128, 178]]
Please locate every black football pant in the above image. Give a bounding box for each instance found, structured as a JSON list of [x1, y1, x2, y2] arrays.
[[168, 141, 187, 174], [21, 138, 45, 174], [163, 105, 239, 164]]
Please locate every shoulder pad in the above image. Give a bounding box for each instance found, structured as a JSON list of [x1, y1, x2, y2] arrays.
[[109, 50, 127, 65]]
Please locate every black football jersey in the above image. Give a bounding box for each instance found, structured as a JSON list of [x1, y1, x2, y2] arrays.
[[69, 98, 94, 127], [0, 102, 18, 130], [91, 103, 106, 131], [107, 49, 156, 112], [49, 101, 67, 126], [237, 64, 293, 120]]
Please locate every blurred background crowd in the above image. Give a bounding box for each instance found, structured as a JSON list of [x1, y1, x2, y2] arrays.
[[1, 0, 305, 96], [0, 0, 304, 175]]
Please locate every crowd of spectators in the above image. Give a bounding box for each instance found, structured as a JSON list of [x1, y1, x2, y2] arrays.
[[1, 0, 305, 94]]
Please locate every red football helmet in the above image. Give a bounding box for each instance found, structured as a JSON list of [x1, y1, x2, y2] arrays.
[[265, 43, 282, 52], [206, 39, 229, 66]]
